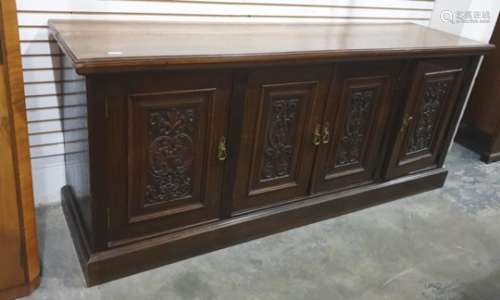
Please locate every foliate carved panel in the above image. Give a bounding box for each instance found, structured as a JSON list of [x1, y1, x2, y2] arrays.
[[261, 97, 301, 181], [407, 79, 451, 153], [334, 88, 376, 168], [145, 108, 196, 206]]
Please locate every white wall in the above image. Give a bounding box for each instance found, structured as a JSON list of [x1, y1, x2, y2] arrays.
[[16, 0, 436, 205], [460, 0, 499, 42], [430, 0, 499, 42]]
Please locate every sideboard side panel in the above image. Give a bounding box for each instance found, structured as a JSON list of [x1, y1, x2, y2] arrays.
[[61, 58, 99, 249]]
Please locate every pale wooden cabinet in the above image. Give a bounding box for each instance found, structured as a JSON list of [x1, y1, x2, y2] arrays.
[[0, 0, 40, 298]]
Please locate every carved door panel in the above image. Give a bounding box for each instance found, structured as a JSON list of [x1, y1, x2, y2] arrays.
[[108, 70, 231, 243], [385, 58, 468, 179], [231, 66, 332, 213], [312, 62, 401, 193]]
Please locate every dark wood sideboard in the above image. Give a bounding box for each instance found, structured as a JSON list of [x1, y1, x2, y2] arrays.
[[48, 20, 493, 286], [457, 16, 500, 163]]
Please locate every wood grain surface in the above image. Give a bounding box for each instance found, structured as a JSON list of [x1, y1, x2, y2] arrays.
[[48, 20, 493, 74]]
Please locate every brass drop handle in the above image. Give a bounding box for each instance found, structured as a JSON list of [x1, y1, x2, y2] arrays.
[[217, 136, 228, 161], [313, 124, 322, 146], [400, 114, 414, 133], [322, 122, 330, 144]]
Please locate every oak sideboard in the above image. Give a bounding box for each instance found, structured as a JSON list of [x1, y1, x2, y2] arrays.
[[49, 20, 493, 286]]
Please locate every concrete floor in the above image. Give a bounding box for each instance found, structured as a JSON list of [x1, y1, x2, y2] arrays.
[[21, 144, 500, 300]]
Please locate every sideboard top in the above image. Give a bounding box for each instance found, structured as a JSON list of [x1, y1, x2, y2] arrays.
[[48, 20, 493, 74]]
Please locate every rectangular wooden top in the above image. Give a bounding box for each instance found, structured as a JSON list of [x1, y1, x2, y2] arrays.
[[48, 20, 493, 74]]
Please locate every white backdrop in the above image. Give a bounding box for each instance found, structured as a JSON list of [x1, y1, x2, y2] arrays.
[[16, 0, 436, 205], [430, 0, 499, 42]]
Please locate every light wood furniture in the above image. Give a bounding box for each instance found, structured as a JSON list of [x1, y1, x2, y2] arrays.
[[457, 15, 500, 163], [49, 20, 493, 286], [0, 0, 40, 299]]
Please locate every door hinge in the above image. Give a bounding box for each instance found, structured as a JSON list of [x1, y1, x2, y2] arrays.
[[106, 208, 111, 230], [104, 96, 110, 119]]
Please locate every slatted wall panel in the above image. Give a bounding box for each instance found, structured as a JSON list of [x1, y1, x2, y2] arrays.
[[16, 0, 435, 205]]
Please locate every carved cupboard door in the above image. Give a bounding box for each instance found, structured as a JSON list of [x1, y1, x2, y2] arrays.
[[230, 66, 332, 213], [385, 58, 468, 179], [107, 70, 231, 243], [311, 62, 401, 193]]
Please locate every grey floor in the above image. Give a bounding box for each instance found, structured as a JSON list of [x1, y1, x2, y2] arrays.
[[21, 144, 500, 300]]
